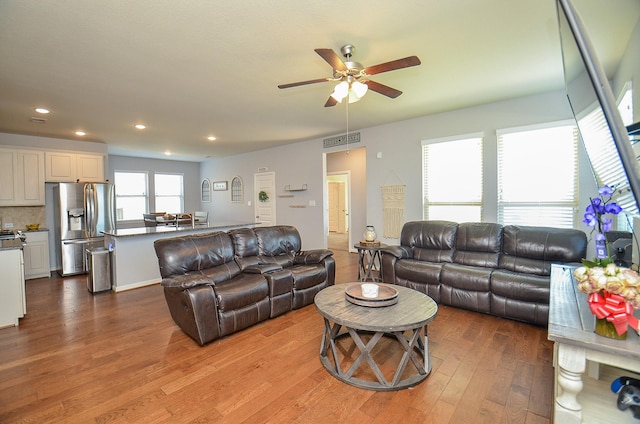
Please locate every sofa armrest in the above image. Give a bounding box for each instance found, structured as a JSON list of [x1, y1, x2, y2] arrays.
[[244, 263, 283, 274], [382, 245, 413, 259], [294, 249, 334, 265], [161, 274, 213, 290]]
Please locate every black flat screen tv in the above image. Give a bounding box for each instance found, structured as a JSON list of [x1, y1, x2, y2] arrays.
[[557, 0, 640, 218]]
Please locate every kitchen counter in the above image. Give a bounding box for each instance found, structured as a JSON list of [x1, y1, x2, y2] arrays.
[[102, 221, 253, 238], [0, 248, 25, 328], [103, 221, 257, 292]]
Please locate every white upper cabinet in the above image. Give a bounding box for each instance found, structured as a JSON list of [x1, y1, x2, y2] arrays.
[[0, 148, 45, 206], [45, 151, 105, 182]]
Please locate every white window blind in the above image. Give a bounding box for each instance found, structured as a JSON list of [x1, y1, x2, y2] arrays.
[[155, 173, 184, 213], [114, 171, 148, 221], [497, 124, 578, 228], [422, 136, 483, 222], [578, 106, 638, 217]]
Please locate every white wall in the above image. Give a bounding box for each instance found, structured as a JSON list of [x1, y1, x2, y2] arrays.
[[200, 88, 600, 249], [199, 139, 327, 249]]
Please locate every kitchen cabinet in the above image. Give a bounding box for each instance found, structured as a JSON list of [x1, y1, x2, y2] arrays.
[[0, 248, 25, 328], [45, 151, 105, 182], [24, 230, 51, 279], [0, 148, 45, 206]]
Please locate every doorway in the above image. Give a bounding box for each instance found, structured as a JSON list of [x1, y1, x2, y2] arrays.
[[327, 172, 349, 251], [254, 171, 276, 226], [325, 147, 366, 253]]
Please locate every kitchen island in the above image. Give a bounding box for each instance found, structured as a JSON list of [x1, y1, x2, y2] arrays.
[[103, 221, 256, 292], [0, 243, 25, 327]]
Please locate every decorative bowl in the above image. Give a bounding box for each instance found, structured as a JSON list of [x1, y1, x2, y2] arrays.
[[26, 224, 40, 231]]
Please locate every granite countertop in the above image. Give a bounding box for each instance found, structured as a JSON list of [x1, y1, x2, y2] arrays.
[[102, 221, 257, 238], [22, 227, 49, 233]]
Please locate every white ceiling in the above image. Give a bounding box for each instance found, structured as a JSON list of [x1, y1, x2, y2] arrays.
[[0, 0, 638, 161]]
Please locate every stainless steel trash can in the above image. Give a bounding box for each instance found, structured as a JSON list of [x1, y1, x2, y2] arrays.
[[86, 247, 112, 293]]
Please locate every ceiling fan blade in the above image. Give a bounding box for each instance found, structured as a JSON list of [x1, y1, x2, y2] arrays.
[[314, 48, 347, 71], [278, 78, 331, 89], [365, 80, 403, 98], [364, 56, 421, 75], [324, 96, 338, 107]]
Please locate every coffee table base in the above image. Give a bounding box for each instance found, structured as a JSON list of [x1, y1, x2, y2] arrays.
[[319, 318, 431, 391]]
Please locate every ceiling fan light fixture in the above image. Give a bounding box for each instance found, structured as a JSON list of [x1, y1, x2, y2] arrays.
[[351, 80, 368, 98], [330, 81, 349, 102]]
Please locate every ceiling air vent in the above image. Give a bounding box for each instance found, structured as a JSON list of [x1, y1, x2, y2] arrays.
[[30, 116, 47, 124], [323, 132, 360, 148]]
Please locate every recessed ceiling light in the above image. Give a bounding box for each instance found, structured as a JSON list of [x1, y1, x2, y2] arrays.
[[75, 130, 86, 136], [35, 107, 50, 114], [207, 135, 216, 141], [164, 151, 172, 156], [134, 123, 146, 130]]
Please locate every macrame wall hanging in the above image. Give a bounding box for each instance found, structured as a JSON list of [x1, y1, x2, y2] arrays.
[[381, 170, 405, 238]]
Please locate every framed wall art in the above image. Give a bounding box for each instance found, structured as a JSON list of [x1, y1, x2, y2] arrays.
[[213, 181, 228, 191]]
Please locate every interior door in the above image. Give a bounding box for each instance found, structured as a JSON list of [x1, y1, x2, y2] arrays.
[[254, 172, 276, 227], [328, 182, 346, 233]]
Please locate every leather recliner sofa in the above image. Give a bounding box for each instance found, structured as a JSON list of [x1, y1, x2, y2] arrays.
[[154, 225, 335, 345], [381, 220, 587, 326]]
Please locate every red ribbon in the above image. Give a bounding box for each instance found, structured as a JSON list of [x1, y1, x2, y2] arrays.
[[588, 291, 639, 336]]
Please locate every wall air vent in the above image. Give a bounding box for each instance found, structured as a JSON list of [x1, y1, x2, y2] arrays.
[[30, 117, 47, 124], [323, 132, 360, 148]]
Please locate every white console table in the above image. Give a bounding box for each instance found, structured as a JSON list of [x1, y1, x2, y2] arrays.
[[548, 264, 640, 423]]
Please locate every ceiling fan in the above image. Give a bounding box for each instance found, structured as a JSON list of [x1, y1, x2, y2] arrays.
[[278, 44, 421, 107]]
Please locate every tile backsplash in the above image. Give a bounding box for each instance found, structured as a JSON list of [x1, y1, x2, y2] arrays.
[[0, 206, 46, 230]]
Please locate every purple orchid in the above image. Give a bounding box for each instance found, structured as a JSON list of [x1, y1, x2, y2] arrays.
[[582, 185, 623, 260]]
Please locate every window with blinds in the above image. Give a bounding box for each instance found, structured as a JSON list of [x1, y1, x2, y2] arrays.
[[422, 135, 483, 222], [497, 124, 578, 228], [578, 105, 639, 218]]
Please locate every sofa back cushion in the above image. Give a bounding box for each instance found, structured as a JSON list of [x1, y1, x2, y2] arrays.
[[255, 226, 302, 256], [154, 231, 239, 279], [228, 227, 259, 257], [453, 222, 503, 267], [400, 220, 458, 263], [498, 225, 587, 276]]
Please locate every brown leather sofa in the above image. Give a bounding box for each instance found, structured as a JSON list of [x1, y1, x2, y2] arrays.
[[154, 225, 335, 345], [381, 221, 587, 326]]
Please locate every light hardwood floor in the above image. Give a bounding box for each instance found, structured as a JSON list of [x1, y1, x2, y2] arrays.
[[0, 250, 553, 423]]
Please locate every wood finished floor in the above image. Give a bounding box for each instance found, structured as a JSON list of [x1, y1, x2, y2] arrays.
[[0, 249, 553, 423]]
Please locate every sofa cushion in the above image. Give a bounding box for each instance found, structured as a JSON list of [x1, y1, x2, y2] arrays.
[[213, 273, 269, 311], [400, 220, 458, 263], [490, 270, 549, 303], [440, 263, 492, 313], [154, 231, 237, 278], [290, 264, 327, 290], [394, 259, 442, 301], [228, 227, 259, 257], [255, 225, 302, 256], [453, 222, 502, 267], [498, 225, 587, 276]]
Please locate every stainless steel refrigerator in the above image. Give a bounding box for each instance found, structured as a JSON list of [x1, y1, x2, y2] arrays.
[[54, 182, 116, 276]]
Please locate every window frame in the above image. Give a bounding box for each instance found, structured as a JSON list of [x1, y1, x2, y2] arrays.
[[114, 170, 149, 222], [421, 133, 484, 222], [496, 120, 579, 228]]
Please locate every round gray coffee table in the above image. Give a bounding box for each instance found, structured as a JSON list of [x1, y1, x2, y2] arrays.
[[314, 283, 438, 391]]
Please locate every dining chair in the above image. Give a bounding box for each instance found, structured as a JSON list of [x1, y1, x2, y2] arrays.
[[194, 211, 208, 225], [143, 213, 158, 227]]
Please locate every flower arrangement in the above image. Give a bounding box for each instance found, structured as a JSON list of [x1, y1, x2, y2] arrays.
[[574, 185, 639, 338], [573, 264, 640, 337], [581, 185, 622, 265]]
